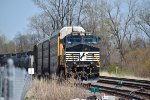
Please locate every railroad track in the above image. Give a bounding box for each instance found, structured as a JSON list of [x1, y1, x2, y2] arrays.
[[99, 76, 150, 84], [82, 76, 150, 99], [98, 79, 150, 90]]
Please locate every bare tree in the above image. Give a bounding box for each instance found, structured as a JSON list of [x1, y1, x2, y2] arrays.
[[33, 0, 85, 33], [0, 34, 7, 54], [6, 41, 16, 53], [14, 33, 31, 52], [134, 1, 150, 38], [29, 13, 52, 38], [0, 34, 16, 54], [33, 0, 85, 32], [81, 0, 99, 33], [105, 0, 138, 61], [132, 36, 146, 49]]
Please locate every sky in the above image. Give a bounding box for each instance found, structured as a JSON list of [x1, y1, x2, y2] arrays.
[[0, 0, 40, 40]]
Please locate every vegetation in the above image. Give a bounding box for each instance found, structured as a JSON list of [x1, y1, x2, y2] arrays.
[[125, 44, 150, 77], [25, 77, 92, 100], [0, 33, 39, 54]]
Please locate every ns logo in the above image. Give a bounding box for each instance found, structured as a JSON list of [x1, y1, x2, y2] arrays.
[[79, 52, 88, 61]]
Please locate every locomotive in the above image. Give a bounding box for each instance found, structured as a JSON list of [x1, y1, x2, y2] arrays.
[[34, 26, 100, 79]]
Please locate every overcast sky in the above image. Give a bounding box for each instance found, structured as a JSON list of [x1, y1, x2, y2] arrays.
[[0, 0, 40, 40]]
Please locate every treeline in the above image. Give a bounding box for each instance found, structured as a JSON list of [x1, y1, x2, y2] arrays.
[[0, 33, 40, 54], [0, 0, 149, 77]]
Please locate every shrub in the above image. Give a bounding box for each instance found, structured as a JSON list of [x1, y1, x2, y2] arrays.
[[108, 64, 118, 74], [125, 44, 150, 78]]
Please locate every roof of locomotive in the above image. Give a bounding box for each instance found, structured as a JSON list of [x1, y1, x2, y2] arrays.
[[37, 35, 50, 45], [51, 26, 85, 39], [36, 26, 85, 45]]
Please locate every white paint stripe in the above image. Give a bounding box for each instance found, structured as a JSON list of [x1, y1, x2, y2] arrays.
[[65, 52, 100, 61], [66, 52, 99, 53]]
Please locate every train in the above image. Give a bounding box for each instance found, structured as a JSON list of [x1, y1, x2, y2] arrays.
[[33, 26, 101, 79], [0, 51, 33, 69]]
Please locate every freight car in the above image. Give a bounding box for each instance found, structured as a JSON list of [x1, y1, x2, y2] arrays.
[[34, 26, 101, 79], [0, 51, 33, 69]]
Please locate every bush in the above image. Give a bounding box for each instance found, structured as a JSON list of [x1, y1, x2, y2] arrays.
[[125, 44, 150, 78], [108, 64, 118, 74]]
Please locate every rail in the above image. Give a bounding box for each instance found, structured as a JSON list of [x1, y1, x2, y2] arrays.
[[81, 76, 150, 99], [98, 78, 150, 89], [99, 76, 150, 84]]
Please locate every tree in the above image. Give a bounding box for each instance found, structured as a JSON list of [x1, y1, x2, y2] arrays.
[[105, 0, 138, 62], [0, 34, 7, 54], [132, 37, 146, 49], [14, 33, 31, 52], [6, 41, 16, 53], [32, 0, 85, 34], [29, 13, 52, 37], [135, 1, 150, 38]]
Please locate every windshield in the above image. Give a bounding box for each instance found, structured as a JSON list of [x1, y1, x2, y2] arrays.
[[83, 38, 97, 43], [67, 37, 98, 43], [67, 38, 81, 43]]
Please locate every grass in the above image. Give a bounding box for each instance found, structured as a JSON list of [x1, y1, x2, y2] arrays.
[[25, 75, 93, 100], [100, 71, 150, 80], [100, 63, 150, 80]]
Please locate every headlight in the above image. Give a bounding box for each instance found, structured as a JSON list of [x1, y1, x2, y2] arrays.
[[73, 62, 76, 64], [90, 62, 93, 64]]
